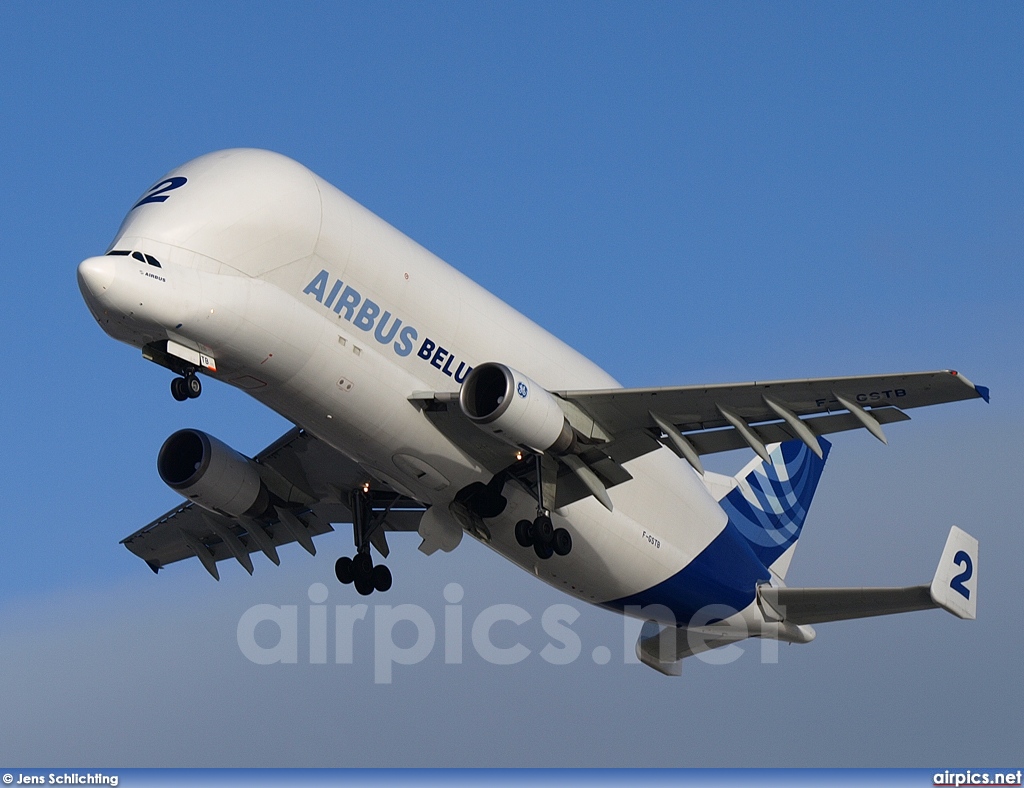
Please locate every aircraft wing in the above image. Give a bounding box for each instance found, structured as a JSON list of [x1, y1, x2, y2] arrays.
[[414, 369, 987, 510], [121, 427, 425, 579], [560, 369, 986, 436], [559, 368, 988, 463]]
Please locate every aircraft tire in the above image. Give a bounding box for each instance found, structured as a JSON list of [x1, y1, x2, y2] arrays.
[[372, 564, 393, 593], [170, 378, 188, 401], [354, 576, 374, 596], [335, 556, 354, 584], [534, 515, 554, 544], [533, 540, 554, 560], [515, 519, 534, 547], [552, 528, 572, 556], [353, 552, 373, 582], [186, 375, 202, 398]]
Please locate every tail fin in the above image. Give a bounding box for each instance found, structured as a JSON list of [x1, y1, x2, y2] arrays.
[[929, 525, 978, 619], [718, 438, 831, 579]]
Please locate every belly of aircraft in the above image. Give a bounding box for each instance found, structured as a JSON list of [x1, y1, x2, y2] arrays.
[[240, 325, 732, 611]]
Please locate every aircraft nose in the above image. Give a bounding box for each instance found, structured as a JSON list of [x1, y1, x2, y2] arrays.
[[77, 256, 116, 299]]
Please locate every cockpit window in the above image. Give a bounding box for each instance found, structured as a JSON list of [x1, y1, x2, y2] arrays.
[[109, 249, 162, 268]]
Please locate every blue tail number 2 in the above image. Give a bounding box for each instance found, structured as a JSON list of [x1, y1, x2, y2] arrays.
[[950, 550, 973, 600]]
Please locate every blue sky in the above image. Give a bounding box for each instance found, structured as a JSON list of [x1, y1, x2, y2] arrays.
[[0, 2, 1021, 767]]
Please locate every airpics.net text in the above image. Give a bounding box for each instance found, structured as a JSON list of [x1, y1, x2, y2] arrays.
[[236, 582, 784, 683]]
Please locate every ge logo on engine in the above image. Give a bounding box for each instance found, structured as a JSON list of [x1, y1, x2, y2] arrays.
[[517, 382, 528, 398]]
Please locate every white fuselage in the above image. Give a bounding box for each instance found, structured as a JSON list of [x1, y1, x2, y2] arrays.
[[78, 149, 760, 630]]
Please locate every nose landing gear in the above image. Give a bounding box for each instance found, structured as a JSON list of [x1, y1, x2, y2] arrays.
[[170, 370, 202, 401]]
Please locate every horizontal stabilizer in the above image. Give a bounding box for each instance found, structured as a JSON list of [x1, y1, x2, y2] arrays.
[[758, 526, 978, 625], [759, 585, 935, 624]]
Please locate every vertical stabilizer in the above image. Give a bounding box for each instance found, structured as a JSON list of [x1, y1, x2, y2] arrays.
[[929, 525, 978, 620], [719, 438, 831, 579]]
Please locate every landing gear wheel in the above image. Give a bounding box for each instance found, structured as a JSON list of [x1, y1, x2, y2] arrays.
[[353, 552, 373, 582], [335, 556, 354, 584], [534, 514, 554, 544], [534, 539, 554, 560], [185, 374, 202, 398], [515, 519, 535, 548], [372, 564, 393, 593], [552, 528, 572, 556], [354, 575, 375, 596], [170, 377, 188, 401]]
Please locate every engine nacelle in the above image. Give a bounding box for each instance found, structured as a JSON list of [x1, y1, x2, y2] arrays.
[[459, 362, 575, 454], [157, 429, 269, 518]]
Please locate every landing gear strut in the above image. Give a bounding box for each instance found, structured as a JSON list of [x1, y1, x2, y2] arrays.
[[334, 486, 393, 594], [514, 452, 572, 560], [170, 370, 201, 401]]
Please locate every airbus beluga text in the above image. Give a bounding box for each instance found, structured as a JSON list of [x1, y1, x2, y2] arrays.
[[77, 149, 984, 675]]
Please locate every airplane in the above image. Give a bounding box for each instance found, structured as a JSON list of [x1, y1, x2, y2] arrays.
[[77, 148, 984, 675]]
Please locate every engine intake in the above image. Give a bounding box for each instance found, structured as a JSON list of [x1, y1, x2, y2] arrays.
[[459, 362, 575, 454], [158, 429, 269, 518]]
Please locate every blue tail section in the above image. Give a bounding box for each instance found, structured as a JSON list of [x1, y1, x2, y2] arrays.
[[719, 438, 831, 575], [602, 437, 831, 624]]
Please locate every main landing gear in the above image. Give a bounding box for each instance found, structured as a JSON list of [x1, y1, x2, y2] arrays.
[[515, 452, 572, 560], [334, 486, 393, 595], [170, 370, 202, 401], [515, 515, 572, 559], [335, 552, 392, 595]]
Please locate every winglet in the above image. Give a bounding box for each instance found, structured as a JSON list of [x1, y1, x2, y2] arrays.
[[947, 370, 989, 403], [929, 525, 978, 620]]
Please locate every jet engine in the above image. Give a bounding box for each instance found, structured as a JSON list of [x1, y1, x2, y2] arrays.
[[157, 429, 270, 517], [459, 362, 575, 454]]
